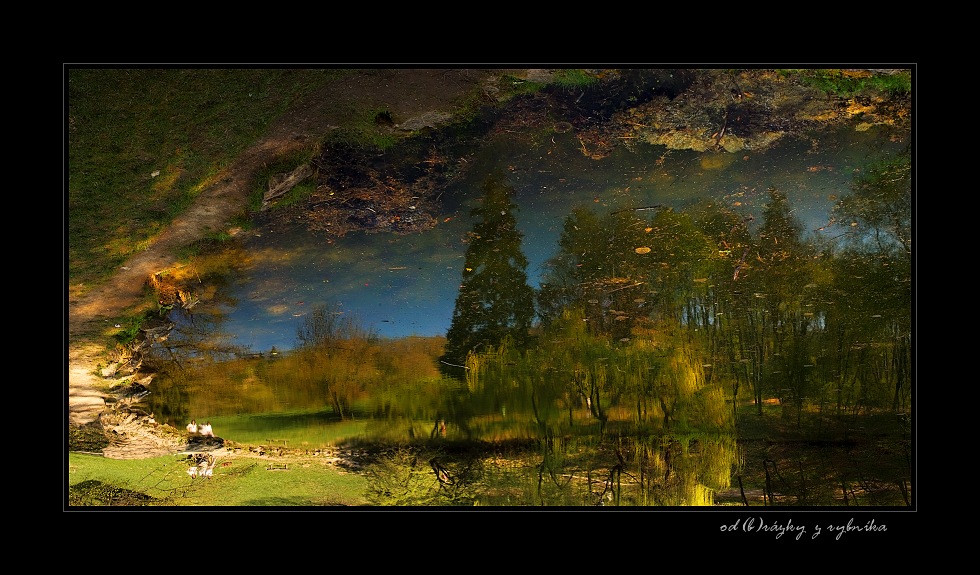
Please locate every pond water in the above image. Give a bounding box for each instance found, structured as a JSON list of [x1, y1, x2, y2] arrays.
[[145, 116, 911, 506], [184, 123, 895, 351]]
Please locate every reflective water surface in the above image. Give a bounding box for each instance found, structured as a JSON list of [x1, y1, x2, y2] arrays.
[[186, 124, 895, 349], [145, 115, 911, 506]]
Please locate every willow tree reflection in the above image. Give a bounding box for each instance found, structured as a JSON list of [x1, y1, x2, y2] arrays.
[[442, 173, 536, 369], [456, 201, 736, 504], [535, 205, 727, 430]]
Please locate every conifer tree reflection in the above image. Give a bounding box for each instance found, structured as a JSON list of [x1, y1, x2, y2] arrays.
[[442, 173, 535, 370]]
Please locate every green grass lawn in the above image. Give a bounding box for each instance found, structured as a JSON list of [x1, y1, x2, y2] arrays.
[[67, 68, 346, 291], [67, 451, 369, 507]]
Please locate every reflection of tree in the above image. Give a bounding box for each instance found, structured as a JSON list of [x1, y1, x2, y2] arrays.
[[145, 259, 246, 368], [364, 447, 480, 506], [756, 188, 813, 294], [685, 200, 755, 419], [146, 273, 248, 368], [540, 206, 716, 341], [834, 149, 912, 257], [151, 308, 244, 366], [295, 304, 378, 419], [642, 208, 715, 323], [748, 188, 816, 418], [539, 208, 650, 341], [537, 205, 729, 430], [141, 262, 245, 426], [825, 149, 912, 411], [442, 174, 535, 367], [296, 303, 375, 348], [533, 175, 911, 424]]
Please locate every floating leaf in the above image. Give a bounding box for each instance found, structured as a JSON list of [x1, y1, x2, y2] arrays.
[[635, 246, 651, 254]]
